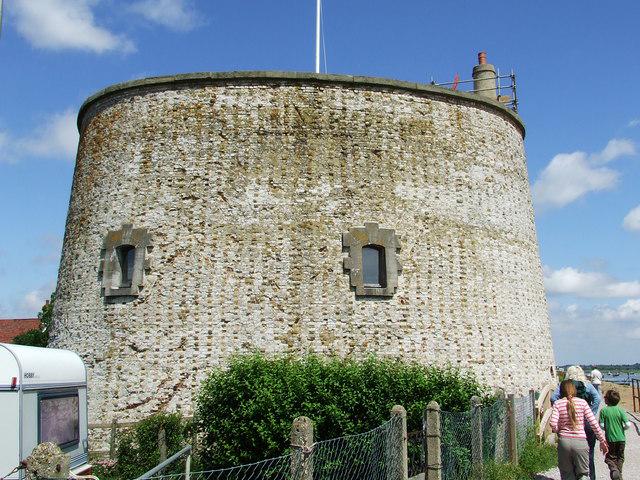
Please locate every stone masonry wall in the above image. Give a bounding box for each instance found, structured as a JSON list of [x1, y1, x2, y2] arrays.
[[50, 74, 555, 442]]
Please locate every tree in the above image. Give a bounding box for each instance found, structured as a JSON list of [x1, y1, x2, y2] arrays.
[[12, 292, 55, 347]]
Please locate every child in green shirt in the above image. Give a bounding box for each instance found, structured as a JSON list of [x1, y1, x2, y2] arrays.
[[599, 389, 631, 480]]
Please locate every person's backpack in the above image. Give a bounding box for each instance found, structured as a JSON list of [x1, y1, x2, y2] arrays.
[[572, 380, 593, 406]]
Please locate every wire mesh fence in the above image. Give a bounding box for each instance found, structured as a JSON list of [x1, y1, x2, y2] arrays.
[[480, 397, 509, 464], [145, 416, 403, 480], [439, 408, 473, 480], [513, 395, 535, 455], [406, 428, 424, 478], [307, 415, 403, 480], [432, 394, 535, 480], [139, 394, 537, 480]]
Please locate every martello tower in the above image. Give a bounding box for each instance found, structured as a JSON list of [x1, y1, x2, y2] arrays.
[[51, 55, 555, 428]]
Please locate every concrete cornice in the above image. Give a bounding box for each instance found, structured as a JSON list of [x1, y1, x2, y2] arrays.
[[78, 71, 525, 137]]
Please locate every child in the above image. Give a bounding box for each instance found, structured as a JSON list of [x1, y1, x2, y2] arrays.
[[599, 389, 631, 480], [551, 379, 608, 480]]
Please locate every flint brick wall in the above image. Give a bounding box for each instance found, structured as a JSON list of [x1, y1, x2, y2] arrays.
[[50, 74, 555, 441]]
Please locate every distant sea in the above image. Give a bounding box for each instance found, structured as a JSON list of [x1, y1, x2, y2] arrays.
[[599, 372, 640, 386]]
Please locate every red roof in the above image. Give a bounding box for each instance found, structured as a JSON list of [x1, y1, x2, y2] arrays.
[[0, 318, 41, 343]]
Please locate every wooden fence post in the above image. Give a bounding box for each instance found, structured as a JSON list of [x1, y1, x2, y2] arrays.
[[390, 405, 408, 480], [507, 394, 518, 464], [424, 401, 442, 480], [470, 396, 483, 477], [291, 416, 313, 480], [109, 418, 118, 459], [158, 427, 167, 463]]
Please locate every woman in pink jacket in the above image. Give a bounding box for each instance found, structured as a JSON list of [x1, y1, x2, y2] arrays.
[[551, 379, 608, 480]]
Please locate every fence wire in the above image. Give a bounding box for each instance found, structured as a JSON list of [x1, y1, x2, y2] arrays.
[[440, 409, 473, 480], [513, 395, 535, 454], [480, 398, 509, 464], [142, 396, 535, 480], [437, 395, 535, 480], [406, 428, 424, 478], [145, 416, 403, 480]]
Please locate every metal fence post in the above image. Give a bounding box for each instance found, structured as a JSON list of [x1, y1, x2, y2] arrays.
[[109, 417, 118, 459], [185, 453, 191, 480], [507, 394, 518, 464], [291, 416, 313, 480], [390, 405, 408, 480], [470, 396, 484, 477], [529, 389, 536, 422], [425, 401, 442, 480]]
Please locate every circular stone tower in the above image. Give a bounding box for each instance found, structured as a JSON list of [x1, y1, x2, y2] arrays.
[[51, 71, 555, 430]]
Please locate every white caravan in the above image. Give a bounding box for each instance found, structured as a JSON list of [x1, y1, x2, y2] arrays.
[[0, 343, 90, 479]]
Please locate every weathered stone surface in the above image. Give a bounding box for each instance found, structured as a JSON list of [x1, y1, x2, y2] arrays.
[[25, 443, 69, 480], [50, 73, 554, 450]]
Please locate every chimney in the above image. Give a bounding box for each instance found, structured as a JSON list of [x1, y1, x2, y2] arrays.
[[472, 51, 497, 99]]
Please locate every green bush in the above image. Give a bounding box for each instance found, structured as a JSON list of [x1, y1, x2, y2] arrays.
[[518, 430, 557, 477], [196, 353, 487, 468], [472, 461, 522, 480], [12, 328, 48, 347], [107, 413, 191, 480]]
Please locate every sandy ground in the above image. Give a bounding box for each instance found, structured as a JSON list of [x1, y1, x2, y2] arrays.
[[536, 397, 640, 480], [599, 381, 636, 411]]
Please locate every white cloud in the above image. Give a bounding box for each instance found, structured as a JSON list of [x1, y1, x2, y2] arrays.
[[532, 152, 618, 208], [589, 138, 636, 164], [0, 109, 79, 163], [623, 204, 640, 232], [548, 300, 640, 363], [544, 266, 640, 298], [17, 281, 56, 316], [23, 109, 79, 159], [597, 299, 640, 322], [533, 139, 636, 209], [11, 0, 134, 53], [629, 119, 640, 128], [130, 0, 200, 31]]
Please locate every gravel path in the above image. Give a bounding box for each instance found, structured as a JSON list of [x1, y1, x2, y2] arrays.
[[535, 411, 640, 480]]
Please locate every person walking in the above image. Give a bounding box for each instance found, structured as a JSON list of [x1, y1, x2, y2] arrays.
[[590, 367, 603, 395], [552, 365, 600, 480], [600, 389, 631, 479], [551, 379, 608, 480]]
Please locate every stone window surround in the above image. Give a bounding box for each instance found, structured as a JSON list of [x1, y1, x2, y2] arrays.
[[343, 222, 402, 297], [99, 224, 152, 297]]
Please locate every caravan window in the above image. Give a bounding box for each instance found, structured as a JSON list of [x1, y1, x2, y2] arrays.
[[39, 391, 79, 449]]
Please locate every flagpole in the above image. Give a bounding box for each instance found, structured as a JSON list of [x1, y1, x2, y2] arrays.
[[315, 0, 321, 73]]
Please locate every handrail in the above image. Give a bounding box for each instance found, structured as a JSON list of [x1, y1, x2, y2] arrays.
[[536, 381, 558, 440], [135, 445, 192, 480], [632, 378, 640, 413], [535, 383, 554, 414], [538, 409, 554, 440]]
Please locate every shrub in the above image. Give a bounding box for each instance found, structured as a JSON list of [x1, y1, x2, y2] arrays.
[[195, 353, 487, 468], [518, 430, 557, 477], [472, 461, 522, 480], [110, 413, 191, 479], [470, 430, 557, 480], [12, 328, 48, 347]]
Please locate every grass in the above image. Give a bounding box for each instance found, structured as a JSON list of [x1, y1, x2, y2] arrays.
[[471, 431, 557, 480]]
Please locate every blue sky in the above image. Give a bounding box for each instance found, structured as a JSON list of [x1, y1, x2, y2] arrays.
[[0, 0, 638, 365]]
